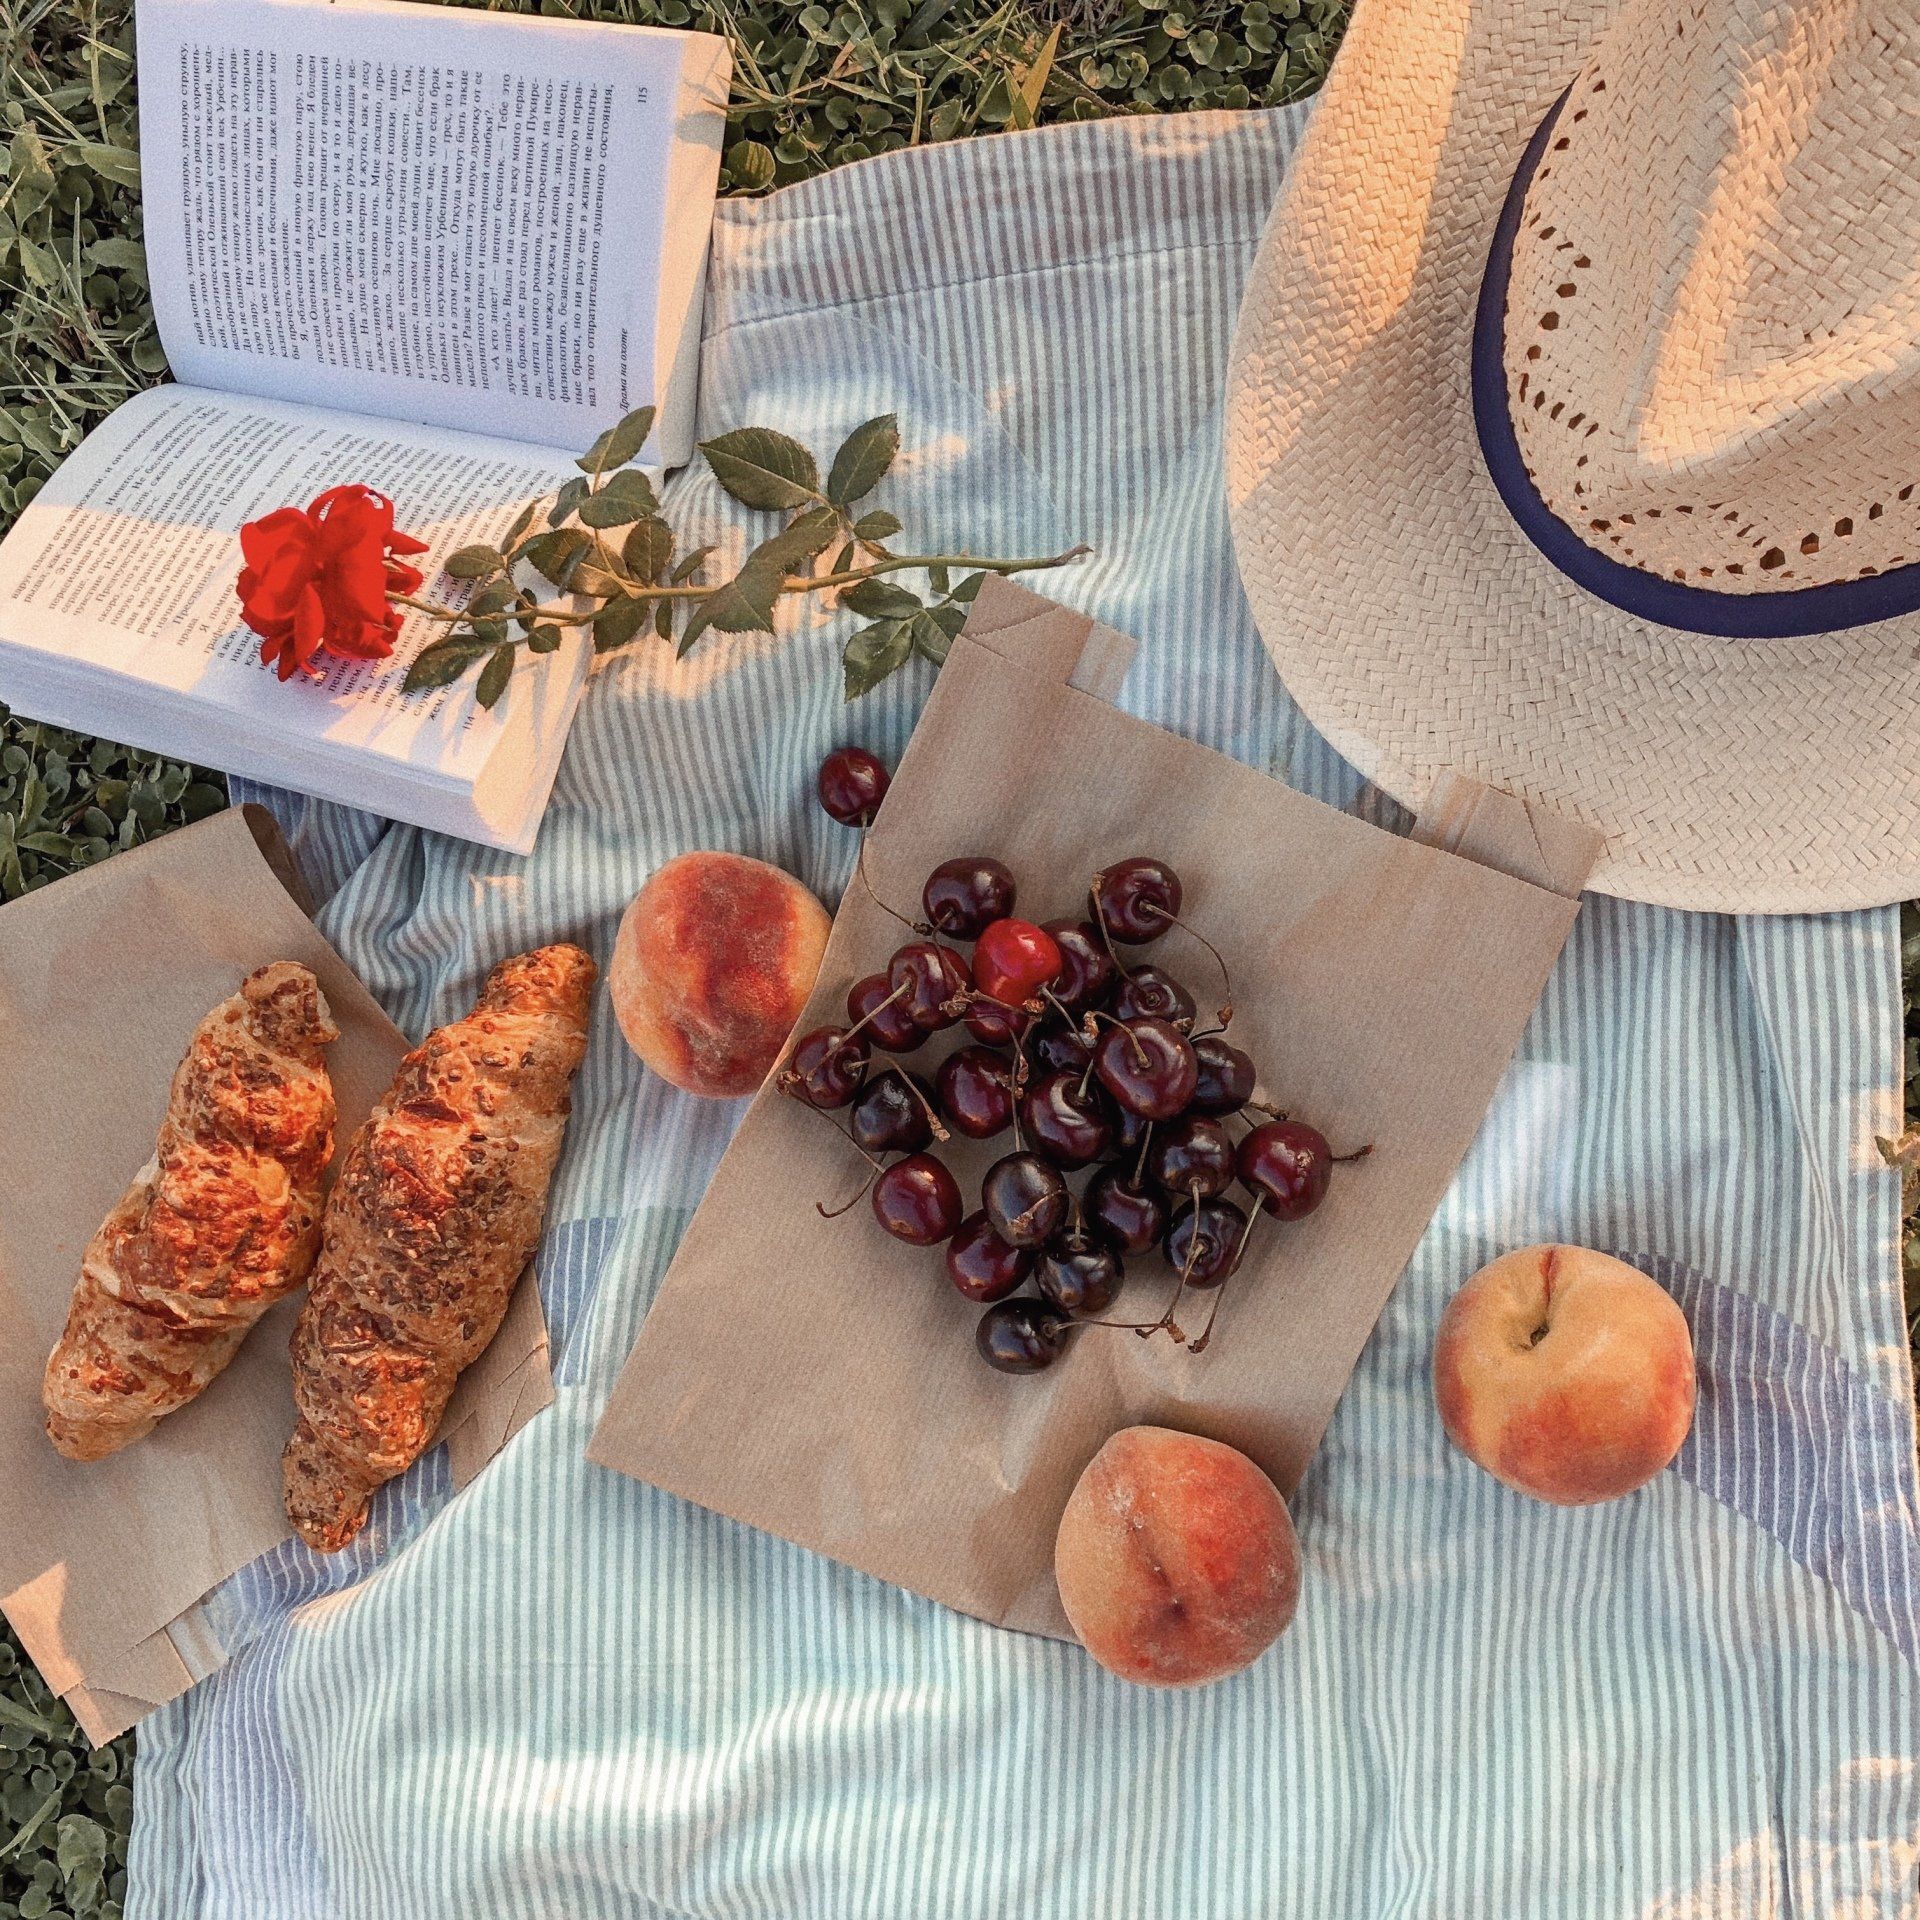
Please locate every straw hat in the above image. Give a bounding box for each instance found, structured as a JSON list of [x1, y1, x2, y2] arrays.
[[1226, 0, 1920, 912]]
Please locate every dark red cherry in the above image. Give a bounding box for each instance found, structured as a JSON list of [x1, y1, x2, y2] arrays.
[[1237, 1119, 1335, 1221], [871, 1153, 962, 1246], [1041, 919, 1117, 1016], [945, 1212, 1032, 1302], [850, 1069, 936, 1155], [1164, 1197, 1248, 1288], [1036, 1241, 1122, 1316], [981, 1151, 1070, 1249], [1111, 964, 1196, 1030], [816, 746, 889, 826], [888, 940, 970, 1032], [975, 1297, 1073, 1373], [1032, 1021, 1094, 1076], [847, 971, 925, 1053], [922, 856, 1016, 939], [1091, 855, 1182, 944], [779, 1026, 869, 1108], [1189, 1035, 1257, 1116], [1146, 1113, 1235, 1198], [1018, 1069, 1114, 1170], [1084, 1165, 1169, 1256], [964, 995, 1033, 1046], [936, 1045, 1016, 1140], [973, 918, 1063, 1007], [1093, 1016, 1197, 1120]]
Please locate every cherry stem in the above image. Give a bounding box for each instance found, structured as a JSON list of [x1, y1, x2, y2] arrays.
[[899, 1073, 951, 1143], [817, 1169, 879, 1219], [1139, 901, 1232, 1027], [1333, 1142, 1375, 1165], [780, 1080, 886, 1173], [1189, 1209, 1262, 1353], [1132, 1121, 1154, 1187], [1087, 884, 1128, 973], [1081, 1008, 1149, 1071], [853, 822, 917, 933], [840, 977, 912, 1047]]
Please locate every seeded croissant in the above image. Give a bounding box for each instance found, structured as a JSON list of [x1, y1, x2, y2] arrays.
[[282, 943, 594, 1551], [44, 963, 339, 1462]]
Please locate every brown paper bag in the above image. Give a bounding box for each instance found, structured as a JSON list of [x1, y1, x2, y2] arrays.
[[0, 806, 552, 1743], [589, 581, 1598, 1639]]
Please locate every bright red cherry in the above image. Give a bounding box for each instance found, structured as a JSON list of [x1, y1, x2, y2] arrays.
[[972, 918, 1063, 1008]]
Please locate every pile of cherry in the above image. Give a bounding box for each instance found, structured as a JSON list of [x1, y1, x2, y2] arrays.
[[787, 745, 1368, 1375]]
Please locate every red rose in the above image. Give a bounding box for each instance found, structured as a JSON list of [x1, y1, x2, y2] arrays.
[[236, 485, 429, 682]]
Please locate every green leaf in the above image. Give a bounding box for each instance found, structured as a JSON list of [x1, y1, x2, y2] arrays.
[[526, 624, 565, 654], [475, 645, 516, 710], [622, 515, 674, 584], [65, 140, 141, 189], [7, 129, 55, 218], [671, 544, 717, 584], [521, 528, 591, 590], [699, 427, 822, 511], [569, 562, 623, 598], [842, 578, 922, 619], [591, 596, 652, 652], [577, 466, 659, 527], [441, 544, 502, 580], [501, 500, 540, 551], [756, 503, 841, 573], [842, 619, 914, 699], [908, 608, 956, 664], [676, 555, 784, 657], [547, 475, 589, 527], [402, 641, 485, 691], [853, 508, 903, 542], [949, 570, 987, 604], [725, 138, 777, 191], [84, 235, 145, 274], [576, 405, 657, 474], [826, 414, 900, 505], [466, 578, 516, 617]]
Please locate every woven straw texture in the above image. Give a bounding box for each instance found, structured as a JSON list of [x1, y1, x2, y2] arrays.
[[1510, 0, 1920, 591], [1225, 0, 1920, 913]]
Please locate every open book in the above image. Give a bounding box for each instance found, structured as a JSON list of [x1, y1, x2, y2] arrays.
[[0, 0, 729, 853]]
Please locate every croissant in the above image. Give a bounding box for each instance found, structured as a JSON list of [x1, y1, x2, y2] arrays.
[[282, 943, 595, 1551], [43, 963, 339, 1462]]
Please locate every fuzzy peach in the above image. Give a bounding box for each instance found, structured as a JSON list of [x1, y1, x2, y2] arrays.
[[1054, 1425, 1301, 1688], [610, 851, 831, 1098], [1433, 1243, 1696, 1506]]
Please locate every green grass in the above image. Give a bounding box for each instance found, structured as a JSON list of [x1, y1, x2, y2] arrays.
[[0, 0, 1352, 1907]]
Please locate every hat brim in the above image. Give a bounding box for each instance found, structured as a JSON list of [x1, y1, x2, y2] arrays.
[[1225, 0, 1920, 913]]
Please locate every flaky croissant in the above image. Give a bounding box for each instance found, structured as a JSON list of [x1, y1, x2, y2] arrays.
[[44, 962, 339, 1462], [282, 943, 594, 1551]]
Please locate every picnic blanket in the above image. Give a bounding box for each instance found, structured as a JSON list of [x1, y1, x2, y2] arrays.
[[130, 106, 1920, 1918]]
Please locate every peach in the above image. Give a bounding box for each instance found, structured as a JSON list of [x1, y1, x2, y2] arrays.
[[610, 851, 831, 1098], [1054, 1425, 1301, 1688], [1432, 1243, 1696, 1506]]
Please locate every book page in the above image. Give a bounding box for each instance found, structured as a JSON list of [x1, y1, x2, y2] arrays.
[[0, 385, 578, 787], [137, 0, 693, 451]]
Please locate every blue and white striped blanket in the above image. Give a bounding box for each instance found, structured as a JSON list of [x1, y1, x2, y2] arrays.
[[134, 107, 1920, 1918]]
